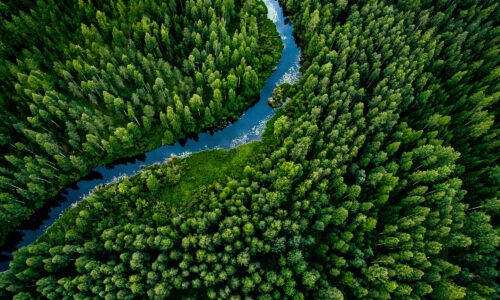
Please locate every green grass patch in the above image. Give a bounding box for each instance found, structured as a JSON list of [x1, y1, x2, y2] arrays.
[[161, 141, 264, 205]]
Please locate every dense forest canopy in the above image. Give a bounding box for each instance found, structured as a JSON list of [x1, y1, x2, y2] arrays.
[[1, 0, 499, 299], [0, 0, 281, 246]]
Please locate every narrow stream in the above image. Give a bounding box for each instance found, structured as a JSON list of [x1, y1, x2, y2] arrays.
[[0, 0, 301, 271]]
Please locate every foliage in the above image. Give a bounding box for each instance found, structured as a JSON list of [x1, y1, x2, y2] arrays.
[[268, 83, 291, 108], [1, 0, 499, 299], [0, 0, 282, 246]]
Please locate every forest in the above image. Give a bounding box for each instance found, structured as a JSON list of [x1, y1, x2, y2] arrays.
[[1, 0, 499, 299], [0, 0, 281, 246]]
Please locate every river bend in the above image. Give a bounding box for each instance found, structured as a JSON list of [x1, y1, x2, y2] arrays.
[[0, 0, 301, 271]]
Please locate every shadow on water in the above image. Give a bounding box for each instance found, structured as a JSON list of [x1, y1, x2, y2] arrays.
[[0, 0, 301, 271], [104, 154, 146, 169]]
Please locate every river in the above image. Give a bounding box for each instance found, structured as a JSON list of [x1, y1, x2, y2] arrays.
[[0, 0, 301, 271]]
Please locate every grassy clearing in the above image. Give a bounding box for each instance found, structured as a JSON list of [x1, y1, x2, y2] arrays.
[[160, 141, 265, 205]]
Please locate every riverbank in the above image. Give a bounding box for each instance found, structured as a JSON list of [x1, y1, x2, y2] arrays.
[[38, 141, 268, 243]]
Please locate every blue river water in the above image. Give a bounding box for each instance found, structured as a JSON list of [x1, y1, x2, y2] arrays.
[[0, 0, 301, 271]]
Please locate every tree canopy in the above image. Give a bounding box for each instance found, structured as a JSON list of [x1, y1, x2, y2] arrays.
[[0, 0, 282, 246], [1, 0, 498, 299]]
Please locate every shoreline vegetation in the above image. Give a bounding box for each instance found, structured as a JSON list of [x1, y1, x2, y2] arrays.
[[42, 140, 270, 244], [0, 0, 282, 247], [267, 82, 291, 107]]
